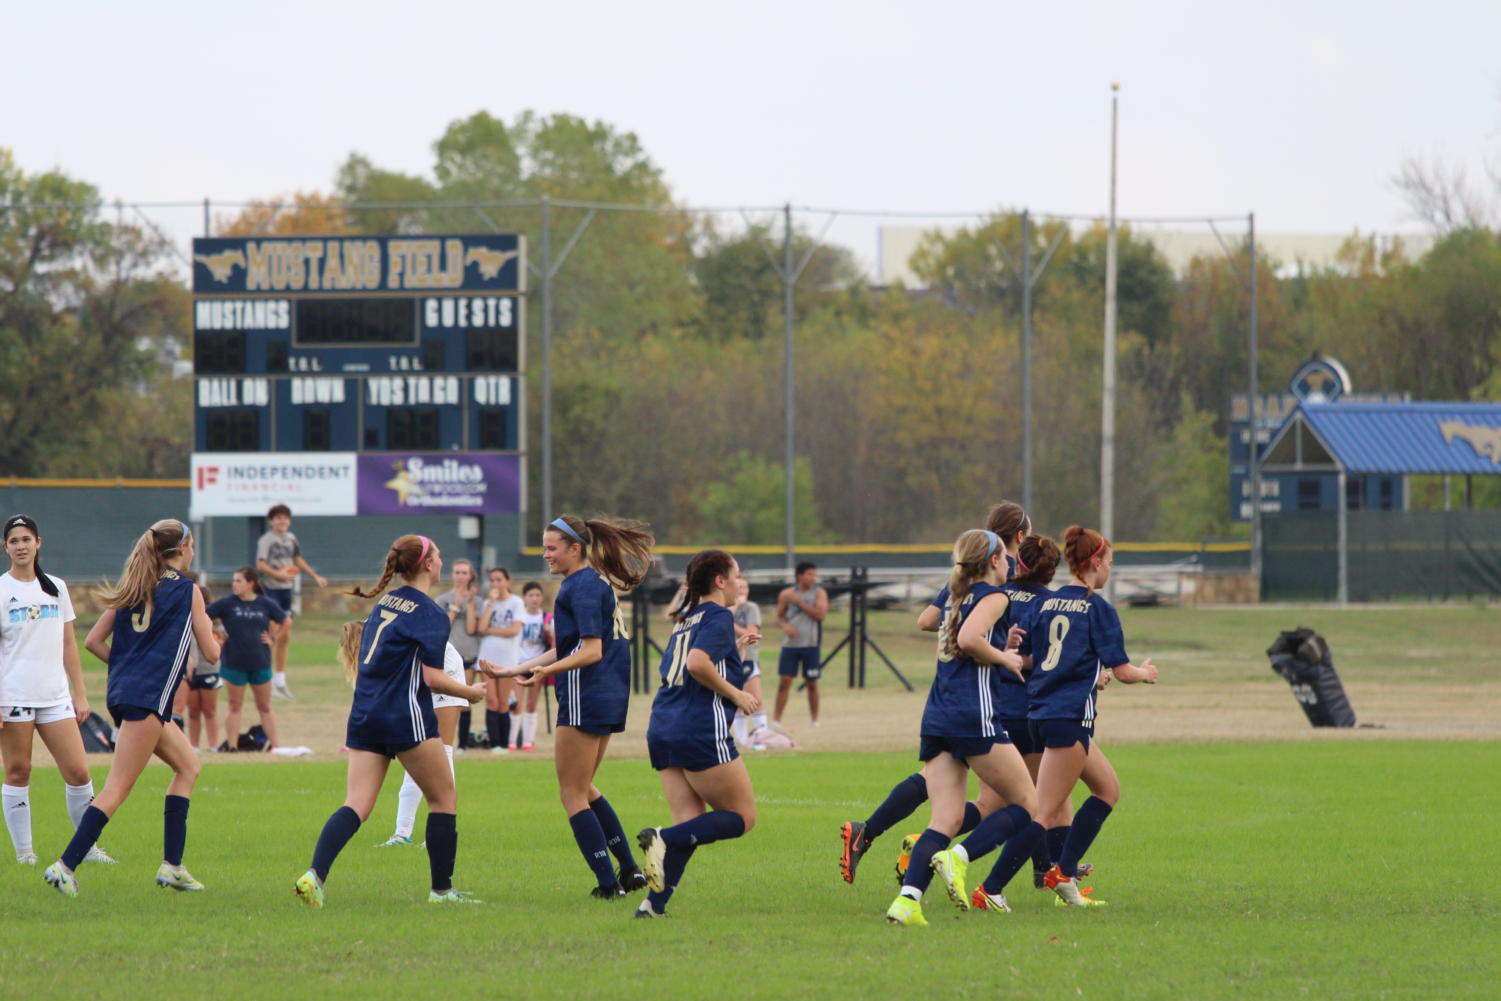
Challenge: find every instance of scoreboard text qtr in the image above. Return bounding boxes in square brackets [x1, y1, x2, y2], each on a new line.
[191, 235, 525, 455]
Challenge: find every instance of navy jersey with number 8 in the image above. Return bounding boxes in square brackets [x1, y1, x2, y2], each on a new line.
[1026, 585, 1128, 724]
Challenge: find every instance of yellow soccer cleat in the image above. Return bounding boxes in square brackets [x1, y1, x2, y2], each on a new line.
[885, 894, 928, 927]
[294, 869, 325, 909]
[894, 833, 920, 884]
[930, 849, 970, 910]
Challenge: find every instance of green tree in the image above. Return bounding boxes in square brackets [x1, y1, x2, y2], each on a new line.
[0, 149, 190, 477]
[1148, 399, 1231, 540]
[691, 222, 864, 341]
[682, 452, 832, 545]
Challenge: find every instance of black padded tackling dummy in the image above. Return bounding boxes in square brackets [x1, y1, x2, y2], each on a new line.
[1267, 627, 1356, 727]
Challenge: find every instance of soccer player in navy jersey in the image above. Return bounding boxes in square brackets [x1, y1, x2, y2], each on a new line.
[294, 535, 486, 908]
[840, 502, 1029, 886]
[205, 567, 286, 752]
[1020, 525, 1157, 908]
[634, 550, 761, 918]
[485, 515, 654, 899]
[946, 533, 1096, 908]
[885, 529, 1037, 927]
[44, 520, 221, 898]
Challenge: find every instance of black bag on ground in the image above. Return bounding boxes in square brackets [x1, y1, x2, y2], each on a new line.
[1267, 627, 1356, 727]
[237, 724, 269, 751]
[79, 711, 115, 753]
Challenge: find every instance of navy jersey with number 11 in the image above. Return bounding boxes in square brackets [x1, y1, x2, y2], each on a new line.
[348, 585, 448, 744]
[649, 601, 744, 736]
[1027, 585, 1127, 723]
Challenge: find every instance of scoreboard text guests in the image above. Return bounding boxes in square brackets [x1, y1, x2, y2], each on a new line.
[191, 234, 525, 455]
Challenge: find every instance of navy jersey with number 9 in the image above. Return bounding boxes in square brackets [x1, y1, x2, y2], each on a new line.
[921, 582, 1009, 739]
[108, 569, 195, 716]
[348, 584, 448, 746]
[1026, 585, 1127, 724]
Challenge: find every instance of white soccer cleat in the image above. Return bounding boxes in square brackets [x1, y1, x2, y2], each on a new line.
[636, 827, 666, 893]
[84, 845, 117, 864]
[156, 862, 205, 891]
[44, 862, 79, 897]
[1044, 866, 1107, 908]
[17, 851, 39, 865]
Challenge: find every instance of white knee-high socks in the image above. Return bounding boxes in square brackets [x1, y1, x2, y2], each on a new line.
[393, 744, 456, 840]
[3, 784, 31, 857]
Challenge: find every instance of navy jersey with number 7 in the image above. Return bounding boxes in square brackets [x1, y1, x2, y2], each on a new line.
[348, 585, 448, 745]
[1026, 585, 1128, 723]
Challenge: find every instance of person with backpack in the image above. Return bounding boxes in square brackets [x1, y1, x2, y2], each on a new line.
[205, 567, 286, 752]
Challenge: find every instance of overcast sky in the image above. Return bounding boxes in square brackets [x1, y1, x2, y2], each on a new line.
[9, 0, 1500, 267]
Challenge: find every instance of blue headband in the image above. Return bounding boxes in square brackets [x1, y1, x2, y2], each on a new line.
[983, 530, 1000, 557]
[181, 522, 192, 544]
[549, 517, 585, 545]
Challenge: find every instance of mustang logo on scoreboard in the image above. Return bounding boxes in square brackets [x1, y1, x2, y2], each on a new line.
[1439, 420, 1501, 465]
[465, 246, 520, 280]
[194, 250, 247, 283]
[191, 235, 523, 294]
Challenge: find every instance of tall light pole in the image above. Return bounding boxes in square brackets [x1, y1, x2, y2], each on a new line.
[1101, 83, 1120, 596]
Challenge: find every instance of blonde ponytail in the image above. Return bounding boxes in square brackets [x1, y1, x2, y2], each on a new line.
[941, 529, 1000, 661]
[337, 621, 364, 686]
[98, 519, 189, 612]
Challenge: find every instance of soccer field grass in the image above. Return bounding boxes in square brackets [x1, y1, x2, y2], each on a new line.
[3, 742, 1496, 1001]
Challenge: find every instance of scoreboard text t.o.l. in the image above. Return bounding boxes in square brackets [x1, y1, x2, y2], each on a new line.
[191, 235, 524, 456]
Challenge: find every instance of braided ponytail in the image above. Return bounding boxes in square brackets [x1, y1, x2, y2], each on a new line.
[1013, 535, 1061, 588]
[350, 535, 433, 599]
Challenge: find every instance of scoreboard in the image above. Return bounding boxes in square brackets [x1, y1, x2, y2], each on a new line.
[190, 235, 525, 519]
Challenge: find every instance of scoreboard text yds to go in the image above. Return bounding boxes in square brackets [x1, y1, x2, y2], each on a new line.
[189, 452, 522, 519]
[190, 234, 526, 456]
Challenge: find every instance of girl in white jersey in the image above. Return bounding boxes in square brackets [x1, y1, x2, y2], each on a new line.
[477, 568, 525, 752]
[0, 515, 114, 866]
[515, 581, 552, 751]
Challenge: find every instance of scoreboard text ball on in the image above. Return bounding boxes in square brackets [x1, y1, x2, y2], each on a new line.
[190, 235, 526, 520]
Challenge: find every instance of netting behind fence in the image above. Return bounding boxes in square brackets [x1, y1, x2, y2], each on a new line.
[1263, 510, 1501, 601]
